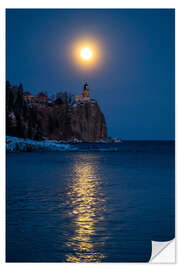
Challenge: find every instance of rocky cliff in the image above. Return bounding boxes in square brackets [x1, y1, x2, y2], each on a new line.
[6, 82, 107, 142]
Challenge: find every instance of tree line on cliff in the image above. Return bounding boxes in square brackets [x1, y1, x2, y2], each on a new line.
[6, 81, 107, 142]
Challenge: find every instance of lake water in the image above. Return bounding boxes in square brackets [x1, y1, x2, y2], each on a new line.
[6, 141, 175, 262]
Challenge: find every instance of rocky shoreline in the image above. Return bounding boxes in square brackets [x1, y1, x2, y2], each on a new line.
[6, 136, 123, 153]
[6, 136, 78, 152]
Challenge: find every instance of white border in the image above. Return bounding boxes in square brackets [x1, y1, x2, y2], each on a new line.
[0, 1, 179, 269]
[0, 0, 178, 9]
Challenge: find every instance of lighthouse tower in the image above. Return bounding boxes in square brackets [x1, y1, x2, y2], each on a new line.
[83, 82, 90, 98]
[75, 83, 91, 102]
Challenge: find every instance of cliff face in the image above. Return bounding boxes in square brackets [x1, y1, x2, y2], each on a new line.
[6, 83, 107, 142]
[69, 100, 107, 141]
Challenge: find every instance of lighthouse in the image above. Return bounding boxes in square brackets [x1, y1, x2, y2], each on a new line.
[75, 83, 91, 102]
[83, 82, 90, 98]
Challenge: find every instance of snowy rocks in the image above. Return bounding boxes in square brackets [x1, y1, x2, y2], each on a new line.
[6, 136, 78, 152]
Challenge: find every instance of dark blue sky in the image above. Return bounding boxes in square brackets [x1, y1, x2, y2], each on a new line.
[6, 9, 175, 140]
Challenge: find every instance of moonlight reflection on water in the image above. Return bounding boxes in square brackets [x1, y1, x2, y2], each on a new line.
[65, 158, 106, 262]
[6, 142, 174, 262]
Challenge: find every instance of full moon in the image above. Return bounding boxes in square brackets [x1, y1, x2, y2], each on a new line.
[80, 47, 93, 61]
[71, 38, 102, 69]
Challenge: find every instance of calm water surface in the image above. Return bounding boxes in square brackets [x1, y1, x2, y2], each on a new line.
[6, 141, 175, 262]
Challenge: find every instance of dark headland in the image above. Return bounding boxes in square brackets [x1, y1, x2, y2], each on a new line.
[6, 82, 108, 143]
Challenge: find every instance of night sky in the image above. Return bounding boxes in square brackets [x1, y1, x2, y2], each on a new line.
[6, 9, 175, 140]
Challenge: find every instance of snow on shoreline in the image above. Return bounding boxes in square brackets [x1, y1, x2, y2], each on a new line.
[6, 136, 78, 152]
[6, 136, 122, 153]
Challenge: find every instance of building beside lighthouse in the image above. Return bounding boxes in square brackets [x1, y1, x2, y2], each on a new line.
[75, 83, 91, 102]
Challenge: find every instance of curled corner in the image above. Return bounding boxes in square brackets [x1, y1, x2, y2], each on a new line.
[150, 239, 175, 263]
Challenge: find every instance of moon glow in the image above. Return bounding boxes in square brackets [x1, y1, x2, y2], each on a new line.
[71, 37, 103, 70]
[80, 47, 93, 61]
